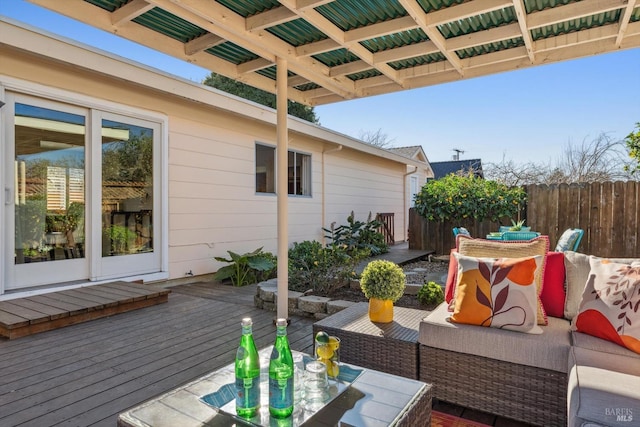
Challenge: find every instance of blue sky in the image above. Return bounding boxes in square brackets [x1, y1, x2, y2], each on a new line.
[2, 0, 639, 164]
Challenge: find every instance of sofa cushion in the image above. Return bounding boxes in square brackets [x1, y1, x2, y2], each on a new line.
[567, 346, 640, 427]
[572, 257, 640, 354]
[564, 251, 638, 320]
[572, 331, 640, 358]
[450, 253, 543, 334]
[456, 234, 549, 325]
[419, 302, 571, 372]
[541, 251, 566, 318]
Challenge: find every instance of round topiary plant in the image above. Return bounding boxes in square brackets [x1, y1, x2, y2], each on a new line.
[417, 281, 445, 306]
[360, 260, 406, 302]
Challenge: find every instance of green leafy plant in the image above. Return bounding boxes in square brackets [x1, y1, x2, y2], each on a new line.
[106, 225, 136, 254]
[624, 122, 640, 174]
[214, 247, 276, 287]
[360, 260, 406, 302]
[287, 240, 364, 295]
[417, 281, 444, 306]
[414, 173, 526, 224]
[323, 211, 388, 256]
[509, 219, 526, 231]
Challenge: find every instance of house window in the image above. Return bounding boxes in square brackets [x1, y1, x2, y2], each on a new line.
[255, 144, 311, 196]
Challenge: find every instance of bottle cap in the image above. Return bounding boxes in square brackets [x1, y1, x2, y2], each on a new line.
[241, 317, 252, 326]
[275, 318, 287, 327]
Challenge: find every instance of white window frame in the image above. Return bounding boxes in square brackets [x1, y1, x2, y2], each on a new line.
[255, 142, 312, 197]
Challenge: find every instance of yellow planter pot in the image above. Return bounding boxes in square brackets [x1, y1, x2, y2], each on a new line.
[368, 298, 394, 323]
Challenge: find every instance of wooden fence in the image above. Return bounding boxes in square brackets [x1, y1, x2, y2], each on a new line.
[409, 181, 640, 258]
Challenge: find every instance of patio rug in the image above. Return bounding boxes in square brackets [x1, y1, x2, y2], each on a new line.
[432, 410, 492, 427]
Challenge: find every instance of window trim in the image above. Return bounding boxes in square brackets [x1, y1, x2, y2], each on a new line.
[255, 142, 312, 197]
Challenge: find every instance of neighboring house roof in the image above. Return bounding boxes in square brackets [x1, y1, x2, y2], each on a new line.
[388, 146, 433, 177]
[430, 159, 484, 179]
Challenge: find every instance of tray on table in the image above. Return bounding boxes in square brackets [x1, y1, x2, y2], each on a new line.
[200, 353, 363, 427]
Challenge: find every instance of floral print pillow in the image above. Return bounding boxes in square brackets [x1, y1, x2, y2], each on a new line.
[449, 253, 543, 334]
[573, 257, 640, 354]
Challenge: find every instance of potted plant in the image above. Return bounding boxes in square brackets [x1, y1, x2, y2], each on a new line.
[359, 260, 406, 323]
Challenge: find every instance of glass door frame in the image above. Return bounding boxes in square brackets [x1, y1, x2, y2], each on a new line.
[4, 93, 90, 291]
[1, 82, 168, 294]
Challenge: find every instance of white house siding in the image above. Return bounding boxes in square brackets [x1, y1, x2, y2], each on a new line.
[0, 20, 426, 288]
[324, 149, 407, 243]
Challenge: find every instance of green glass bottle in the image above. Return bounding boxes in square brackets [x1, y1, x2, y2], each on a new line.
[269, 318, 294, 418]
[235, 318, 260, 418]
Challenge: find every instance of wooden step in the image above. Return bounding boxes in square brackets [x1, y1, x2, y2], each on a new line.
[0, 281, 170, 339]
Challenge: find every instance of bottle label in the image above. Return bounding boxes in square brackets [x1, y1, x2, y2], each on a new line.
[269, 377, 293, 409]
[236, 376, 260, 410]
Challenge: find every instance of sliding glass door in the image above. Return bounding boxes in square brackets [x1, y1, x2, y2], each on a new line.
[4, 94, 162, 291]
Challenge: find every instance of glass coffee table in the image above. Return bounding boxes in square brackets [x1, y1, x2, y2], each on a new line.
[117, 348, 432, 427]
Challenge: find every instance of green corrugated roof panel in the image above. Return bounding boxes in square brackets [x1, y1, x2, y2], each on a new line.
[388, 53, 447, 70]
[524, 0, 576, 14]
[531, 11, 620, 40]
[456, 38, 525, 59]
[316, 0, 407, 32]
[215, 0, 280, 18]
[206, 42, 259, 65]
[416, 0, 466, 14]
[439, 8, 517, 39]
[267, 19, 328, 47]
[633, 7, 640, 22]
[360, 28, 429, 53]
[133, 8, 206, 43]
[84, 0, 127, 13]
[256, 66, 295, 80]
[312, 49, 360, 67]
[347, 69, 383, 81]
[295, 83, 322, 92]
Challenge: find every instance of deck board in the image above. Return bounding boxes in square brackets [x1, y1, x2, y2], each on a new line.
[0, 281, 315, 427]
[0, 282, 170, 339]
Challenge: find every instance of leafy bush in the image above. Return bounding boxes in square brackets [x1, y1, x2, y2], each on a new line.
[360, 260, 406, 302]
[414, 173, 526, 223]
[324, 211, 388, 256]
[288, 240, 364, 295]
[214, 247, 276, 287]
[417, 281, 444, 306]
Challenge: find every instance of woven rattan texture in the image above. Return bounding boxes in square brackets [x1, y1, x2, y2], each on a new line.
[394, 383, 432, 427]
[419, 345, 567, 427]
[313, 302, 428, 379]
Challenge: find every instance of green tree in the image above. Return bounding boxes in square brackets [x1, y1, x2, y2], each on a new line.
[624, 122, 640, 174]
[203, 73, 318, 123]
[414, 173, 526, 224]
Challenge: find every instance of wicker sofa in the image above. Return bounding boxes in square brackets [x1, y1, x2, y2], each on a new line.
[418, 250, 640, 427]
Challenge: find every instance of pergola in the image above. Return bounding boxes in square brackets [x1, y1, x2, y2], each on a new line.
[27, 0, 640, 319]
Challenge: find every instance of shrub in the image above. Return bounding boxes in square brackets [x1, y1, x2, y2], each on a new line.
[214, 247, 276, 287]
[414, 173, 526, 224]
[288, 240, 364, 295]
[324, 211, 388, 256]
[417, 281, 444, 306]
[360, 260, 405, 302]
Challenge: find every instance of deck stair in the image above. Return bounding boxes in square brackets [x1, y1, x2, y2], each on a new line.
[0, 281, 170, 339]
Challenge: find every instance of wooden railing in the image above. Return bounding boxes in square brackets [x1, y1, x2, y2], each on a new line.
[376, 212, 395, 245]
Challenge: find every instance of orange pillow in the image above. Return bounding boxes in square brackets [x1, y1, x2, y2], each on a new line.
[450, 253, 543, 334]
[456, 234, 550, 325]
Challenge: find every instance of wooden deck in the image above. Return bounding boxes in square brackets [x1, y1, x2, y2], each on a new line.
[0, 281, 314, 427]
[0, 282, 171, 339]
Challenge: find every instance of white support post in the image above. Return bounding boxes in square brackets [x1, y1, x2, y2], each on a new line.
[276, 57, 289, 321]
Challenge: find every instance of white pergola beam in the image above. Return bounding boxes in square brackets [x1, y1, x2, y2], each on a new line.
[237, 58, 273, 74]
[246, 6, 297, 31]
[527, 0, 627, 29]
[615, 0, 638, 47]
[511, 0, 535, 62]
